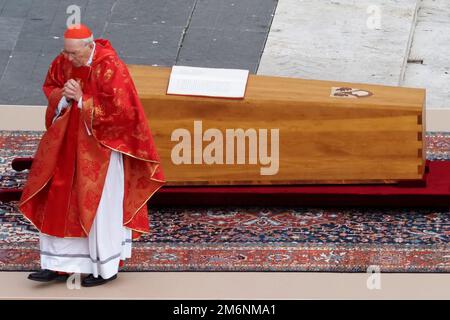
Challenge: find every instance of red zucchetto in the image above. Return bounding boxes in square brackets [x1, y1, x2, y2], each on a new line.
[64, 23, 93, 39]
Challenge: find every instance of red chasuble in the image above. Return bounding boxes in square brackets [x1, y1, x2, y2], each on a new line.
[19, 39, 166, 240]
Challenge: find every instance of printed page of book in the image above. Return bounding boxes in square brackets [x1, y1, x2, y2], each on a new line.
[167, 66, 249, 99]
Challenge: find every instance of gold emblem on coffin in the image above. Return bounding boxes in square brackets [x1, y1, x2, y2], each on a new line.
[331, 87, 373, 98]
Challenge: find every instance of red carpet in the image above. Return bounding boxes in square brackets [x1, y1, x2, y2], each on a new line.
[3, 158, 450, 207]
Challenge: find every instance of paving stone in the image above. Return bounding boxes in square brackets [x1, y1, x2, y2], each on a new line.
[177, 27, 267, 73]
[0, 0, 7, 13]
[13, 35, 62, 54]
[0, 50, 54, 105]
[19, 0, 60, 37]
[0, 0, 277, 105]
[0, 17, 24, 50]
[0, 49, 11, 78]
[21, 85, 47, 105]
[1, 0, 33, 18]
[105, 23, 184, 66]
[20, 17, 54, 39]
[31, 52, 56, 83]
[189, 0, 277, 32]
[258, 0, 420, 86]
[0, 51, 37, 83]
[176, 57, 259, 74]
[111, 0, 196, 27]
[403, 0, 450, 109]
[48, 0, 90, 36]
[123, 56, 161, 66]
[83, 0, 116, 37]
[0, 78, 26, 104]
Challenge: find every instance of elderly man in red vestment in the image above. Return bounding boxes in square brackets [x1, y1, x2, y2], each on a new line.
[18, 24, 166, 287]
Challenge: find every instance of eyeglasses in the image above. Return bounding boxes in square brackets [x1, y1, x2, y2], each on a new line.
[61, 44, 88, 57]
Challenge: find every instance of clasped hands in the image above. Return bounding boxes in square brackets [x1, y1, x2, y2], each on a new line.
[62, 79, 83, 102]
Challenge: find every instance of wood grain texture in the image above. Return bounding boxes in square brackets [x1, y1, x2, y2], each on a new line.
[128, 65, 426, 186]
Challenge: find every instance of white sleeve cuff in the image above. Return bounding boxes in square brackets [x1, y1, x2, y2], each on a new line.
[52, 96, 70, 124]
[51, 95, 90, 135]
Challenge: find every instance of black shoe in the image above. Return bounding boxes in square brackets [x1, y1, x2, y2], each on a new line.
[28, 269, 69, 282]
[81, 274, 117, 287]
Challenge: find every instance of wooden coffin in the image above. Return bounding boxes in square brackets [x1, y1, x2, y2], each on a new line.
[128, 65, 426, 186]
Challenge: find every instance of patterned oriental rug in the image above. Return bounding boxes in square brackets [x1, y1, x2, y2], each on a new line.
[0, 131, 449, 272]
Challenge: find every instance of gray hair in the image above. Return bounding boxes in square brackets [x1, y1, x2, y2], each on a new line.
[80, 34, 94, 45]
